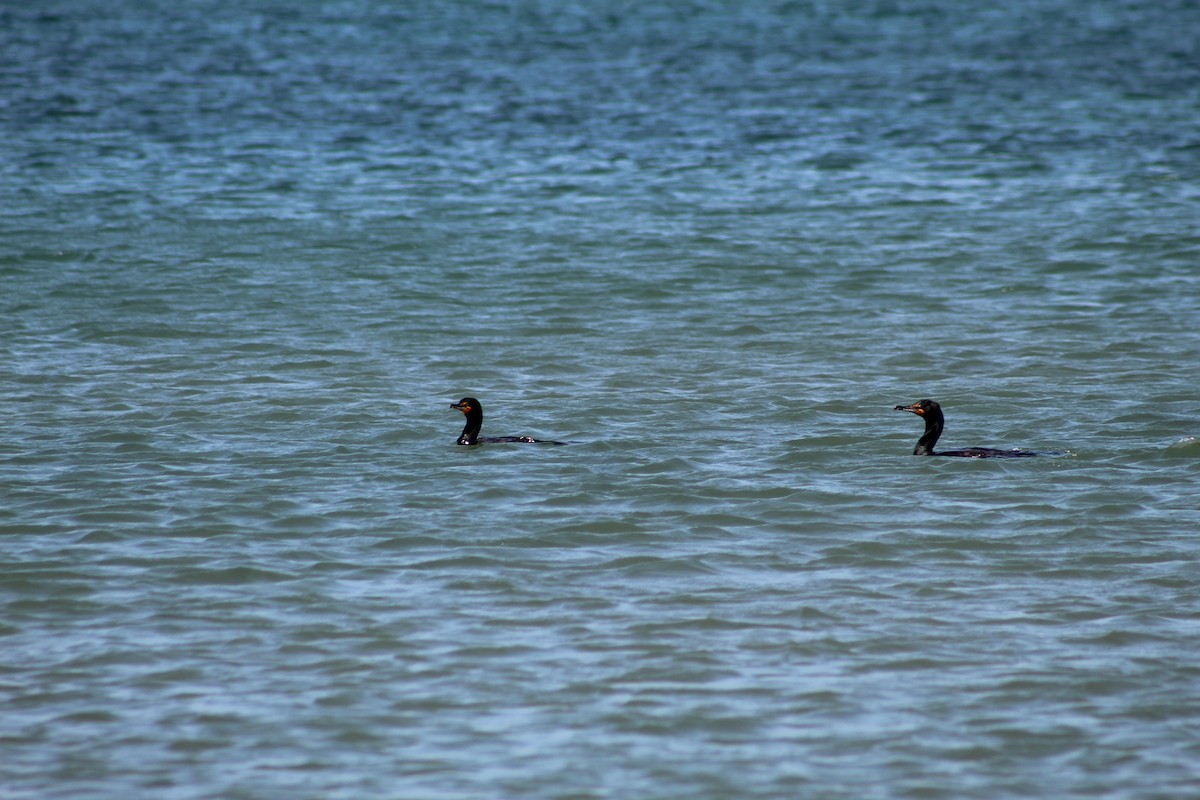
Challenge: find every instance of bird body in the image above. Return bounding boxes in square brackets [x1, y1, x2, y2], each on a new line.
[893, 399, 1038, 458]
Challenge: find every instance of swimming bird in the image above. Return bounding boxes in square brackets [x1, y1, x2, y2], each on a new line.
[449, 397, 565, 446]
[893, 399, 1038, 458]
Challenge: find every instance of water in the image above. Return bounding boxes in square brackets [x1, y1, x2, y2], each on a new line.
[3, 1, 1200, 798]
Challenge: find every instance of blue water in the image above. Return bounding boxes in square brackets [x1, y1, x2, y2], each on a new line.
[3, 1, 1200, 798]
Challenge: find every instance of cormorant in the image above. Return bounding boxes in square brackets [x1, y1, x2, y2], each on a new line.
[449, 397, 565, 446]
[893, 399, 1039, 458]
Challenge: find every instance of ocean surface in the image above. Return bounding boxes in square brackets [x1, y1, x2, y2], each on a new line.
[3, 1, 1200, 798]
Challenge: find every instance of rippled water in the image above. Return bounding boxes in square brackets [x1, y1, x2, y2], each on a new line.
[3, 1, 1200, 798]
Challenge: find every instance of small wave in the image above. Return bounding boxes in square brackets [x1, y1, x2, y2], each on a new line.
[1164, 436, 1200, 456]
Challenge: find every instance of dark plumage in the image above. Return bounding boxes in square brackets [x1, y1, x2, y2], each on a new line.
[449, 397, 565, 446]
[893, 399, 1039, 458]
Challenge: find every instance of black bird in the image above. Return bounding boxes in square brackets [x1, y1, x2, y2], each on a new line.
[893, 399, 1038, 458]
[449, 397, 565, 446]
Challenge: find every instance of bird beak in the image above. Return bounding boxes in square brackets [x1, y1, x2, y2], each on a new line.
[894, 403, 923, 415]
[450, 402, 465, 413]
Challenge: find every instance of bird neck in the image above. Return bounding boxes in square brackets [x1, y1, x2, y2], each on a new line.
[914, 409, 944, 455]
[457, 411, 482, 446]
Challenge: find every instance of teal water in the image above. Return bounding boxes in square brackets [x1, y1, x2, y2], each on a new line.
[3, 2, 1200, 798]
